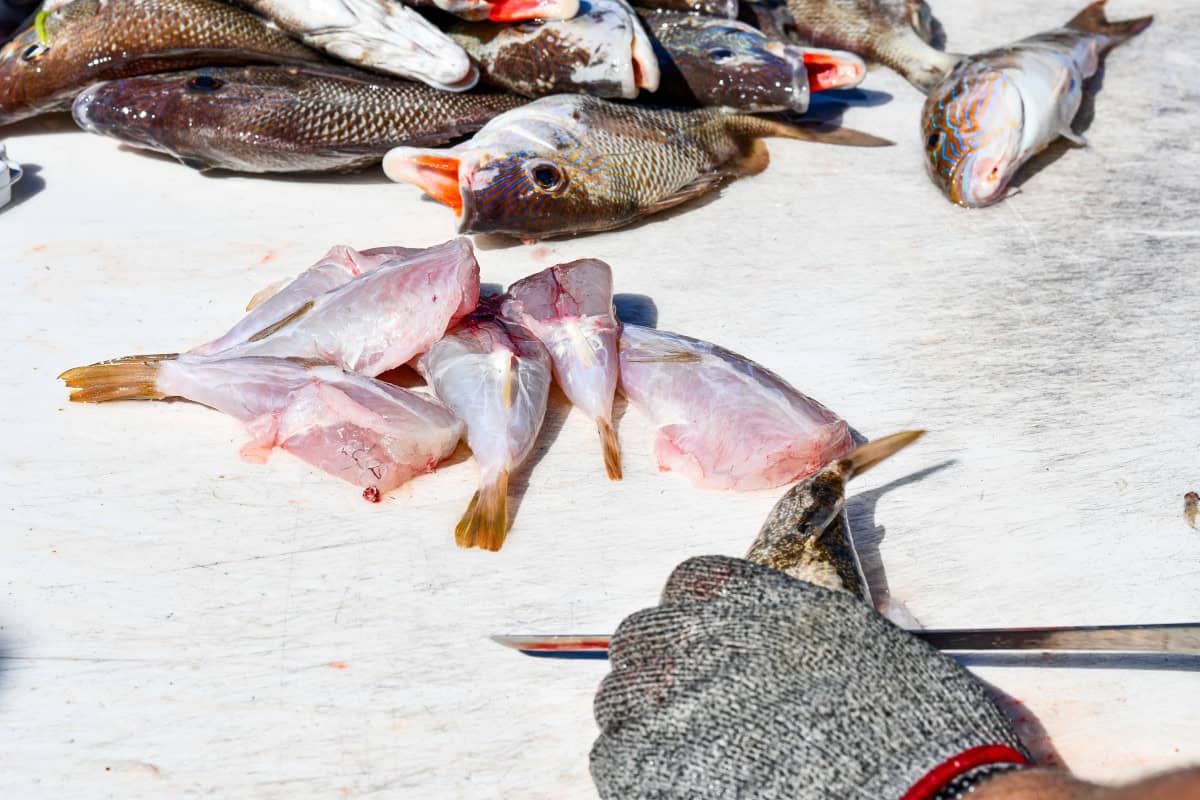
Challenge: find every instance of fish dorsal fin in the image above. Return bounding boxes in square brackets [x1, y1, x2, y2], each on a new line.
[245, 278, 290, 312]
[247, 300, 314, 343]
[642, 173, 726, 217]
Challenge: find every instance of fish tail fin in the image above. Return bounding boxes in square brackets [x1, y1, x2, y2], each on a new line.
[1066, 1, 1152, 47]
[727, 115, 894, 148]
[839, 430, 926, 482]
[598, 417, 622, 481]
[58, 354, 177, 403]
[455, 469, 510, 551]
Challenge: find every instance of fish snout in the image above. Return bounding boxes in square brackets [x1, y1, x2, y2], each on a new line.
[486, 0, 579, 22]
[950, 153, 1012, 208]
[630, 22, 660, 93]
[800, 48, 867, 93]
[383, 147, 467, 220]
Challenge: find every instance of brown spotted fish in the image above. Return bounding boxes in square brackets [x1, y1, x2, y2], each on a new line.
[71, 64, 525, 173]
[383, 94, 890, 238]
[448, 0, 660, 99]
[0, 0, 319, 125]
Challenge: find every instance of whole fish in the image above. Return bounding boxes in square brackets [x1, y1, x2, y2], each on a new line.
[71, 65, 526, 173]
[617, 323, 853, 491]
[783, 0, 957, 91]
[743, 0, 941, 50]
[922, 1, 1152, 208]
[208, 238, 481, 376]
[237, 0, 476, 91]
[407, 0, 579, 23]
[640, 10, 865, 112]
[60, 355, 464, 496]
[418, 307, 553, 551]
[502, 259, 622, 480]
[447, 0, 659, 100]
[633, 0, 736, 19]
[383, 94, 890, 238]
[0, 0, 319, 125]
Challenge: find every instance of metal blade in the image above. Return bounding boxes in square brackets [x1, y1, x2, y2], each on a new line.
[491, 623, 1200, 660]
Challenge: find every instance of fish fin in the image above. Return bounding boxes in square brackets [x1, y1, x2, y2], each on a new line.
[598, 417, 622, 481]
[455, 470, 510, 551]
[247, 300, 314, 343]
[59, 354, 177, 403]
[838, 430, 925, 482]
[1060, 127, 1088, 147]
[642, 174, 725, 217]
[245, 278, 290, 312]
[733, 138, 771, 177]
[1066, 1, 1152, 47]
[727, 116, 893, 148]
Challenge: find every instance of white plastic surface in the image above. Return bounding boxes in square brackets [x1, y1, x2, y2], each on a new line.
[2, 1, 1198, 797]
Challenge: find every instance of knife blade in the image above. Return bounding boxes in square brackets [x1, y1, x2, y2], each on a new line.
[491, 623, 1200, 660]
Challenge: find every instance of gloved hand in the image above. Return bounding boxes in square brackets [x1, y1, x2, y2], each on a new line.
[591, 555, 1029, 800]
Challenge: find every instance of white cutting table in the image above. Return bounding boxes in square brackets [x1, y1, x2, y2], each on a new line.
[2, 1, 1197, 796]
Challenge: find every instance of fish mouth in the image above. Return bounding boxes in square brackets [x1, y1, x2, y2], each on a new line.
[629, 24, 660, 93]
[487, 0, 579, 21]
[801, 48, 867, 93]
[429, 63, 481, 92]
[383, 149, 470, 224]
[949, 154, 1012, 208]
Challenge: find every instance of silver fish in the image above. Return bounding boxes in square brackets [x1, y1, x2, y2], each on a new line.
[922, 0, 1152, 207]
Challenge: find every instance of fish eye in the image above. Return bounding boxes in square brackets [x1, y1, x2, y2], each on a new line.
[526, 160, 565, 193]
[21, 43, 48, 62]
[186, 75, 224, 93]
[925, 131, 941, 149]
[709, 48, 734, 62]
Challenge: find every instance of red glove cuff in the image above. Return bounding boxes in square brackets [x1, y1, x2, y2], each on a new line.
[900, 744, 1030, 800]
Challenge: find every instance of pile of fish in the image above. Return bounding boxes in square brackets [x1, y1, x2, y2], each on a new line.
[0, 0, 1153, 229]
[60, 239, 853, 551]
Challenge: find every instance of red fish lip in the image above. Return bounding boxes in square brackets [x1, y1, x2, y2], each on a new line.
[802, 49, 867, 93]
[487, 0, 579, 22]
[385, 153, 465, 215]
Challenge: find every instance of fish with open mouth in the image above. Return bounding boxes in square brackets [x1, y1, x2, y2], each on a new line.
[383, 94, 890, 238]
[0, 0, 319, 125]
[640, 10, 865, 112]
[408, 0, 579, 23]
[502, 259, 623, 480]
[617, 323, 853, 491]
[783, 0, 957, 91]
[922, 0, 1152, 208]
[448, 0, 660, 99]
[60, 355, 464, 496]
[417, 305, 553, 551]
[71, 64, 526, 173]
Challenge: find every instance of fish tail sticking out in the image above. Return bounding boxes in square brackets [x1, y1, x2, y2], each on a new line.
[58, 354, 178, 403]
[833, 429, 925, 482]
[725, 115, 895, 149]
[1066, 0, 1152, 51]
[456, 469, 510, 551]
[598, 416, 622, 481]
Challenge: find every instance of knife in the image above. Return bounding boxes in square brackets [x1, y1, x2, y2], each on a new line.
[491, 623, 1200, 660]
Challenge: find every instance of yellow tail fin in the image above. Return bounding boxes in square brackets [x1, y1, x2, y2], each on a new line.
[598, 417, 622, 481]
[454, 469, 510, 551]
[58, 354, 177, 403]
[841, 430, 926, 481]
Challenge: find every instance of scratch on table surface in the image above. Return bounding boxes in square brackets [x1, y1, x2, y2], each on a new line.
[182, 537, 389, 571]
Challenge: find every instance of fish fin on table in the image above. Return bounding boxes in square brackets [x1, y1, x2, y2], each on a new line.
[597, 417, 622, 481]
[246, 278, 290, 312]
[455, 470, 510, 551]
[1060, 127, 1088, 147]
[643, 174, 725, 217]
[733, 138, 771, 176]
[1066, 1, 1152, 49]
[59, 354, 177, 403]
[837, 430, 925, 482]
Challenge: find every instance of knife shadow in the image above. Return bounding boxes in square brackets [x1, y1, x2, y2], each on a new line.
[957, 651, 1200, 672]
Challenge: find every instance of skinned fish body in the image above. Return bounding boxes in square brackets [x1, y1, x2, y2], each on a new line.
[448, 0, 659, 99]
[0, 0, 319, 124]
[783, 0, 956, 91]
[922, 0, 1152, 207]
[418, 308, 553, 551]
[502, 259, 622, 480]
[617, 323, 853, 491]
[407, 0, 579, 24]
[633, 0, 736, 19]
[211, 238, 481, 376]
[641, 10, 865, 112]
[237, 0, 476, 91]
[383, 94, 890, 238]
[59, 355, 464, 495]
[71, 64, 525, 173]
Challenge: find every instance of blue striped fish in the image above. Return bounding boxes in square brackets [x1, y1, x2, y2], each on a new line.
[922, 0, 1151, 208]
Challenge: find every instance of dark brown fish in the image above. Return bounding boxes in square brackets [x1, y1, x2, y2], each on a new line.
[745, 430, 923, 599]
[633, 0, 737, 19]
[72, 64, 525, 173]
[0, 0, 319, 125]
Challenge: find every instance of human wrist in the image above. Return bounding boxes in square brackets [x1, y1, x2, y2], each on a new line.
[900, 745, 1030, 800]
[969, 768, 1101, 800]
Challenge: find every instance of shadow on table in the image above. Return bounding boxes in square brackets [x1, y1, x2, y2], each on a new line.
[958, 651, 1200, 673]
[792, 88, 894, 127]
[1, 162, 44, 214]
[1009, 65, 1106, 194]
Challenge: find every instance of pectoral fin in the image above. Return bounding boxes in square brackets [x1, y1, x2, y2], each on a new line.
[643, 174, 725, 217]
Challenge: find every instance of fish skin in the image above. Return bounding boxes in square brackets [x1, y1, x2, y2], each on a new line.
[448, 0, 660, 99]
[417, 307, 553, 551]
[71, 64, 525, 173]
[640, 10, 812, 112]
[783, 0, 958, 91]
[922, 0, 1152, 208]
[237, 0, 477, 91]
[633, 0, 737, 19]
[617, 323, 853, 491]
[60, 354, 464, 495]
[502, 259, 622, 480]
[0, 0, 320, 125]
[383, 94, 889, 238]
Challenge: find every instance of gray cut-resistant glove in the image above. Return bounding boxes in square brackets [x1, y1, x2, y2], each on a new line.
[591, 556, 1030, 800]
